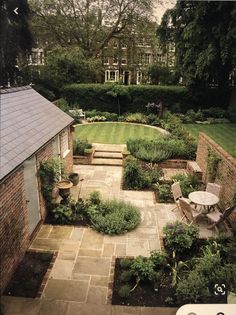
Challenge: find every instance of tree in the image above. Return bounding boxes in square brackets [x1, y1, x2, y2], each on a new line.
[148, 63, 177, 85]
[29, 0, 154, 58]
[0, 0, 33, 86]
[157, 1, 236, 90]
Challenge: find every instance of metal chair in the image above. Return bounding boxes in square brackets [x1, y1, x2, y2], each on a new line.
[179, 198, 202, 224]
[206, 182, 222, 197]
[207, 204, 235, 230]
[171, 182, 190, 212]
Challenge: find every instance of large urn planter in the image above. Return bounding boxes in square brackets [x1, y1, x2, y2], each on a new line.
[56, 180, 73, 203]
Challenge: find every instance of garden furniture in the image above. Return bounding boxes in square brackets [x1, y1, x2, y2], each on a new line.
[207, 204, 236, 230]
[206, 182, 222, 197]
[171, 182, 190, 212]
[188, 191, 219, 213]
[179, 198, 202, 224]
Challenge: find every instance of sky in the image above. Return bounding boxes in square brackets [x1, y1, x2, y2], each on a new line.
[153, 0, 176, 23]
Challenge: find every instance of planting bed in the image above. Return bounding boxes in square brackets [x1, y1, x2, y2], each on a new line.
[4, 251, 55, 298]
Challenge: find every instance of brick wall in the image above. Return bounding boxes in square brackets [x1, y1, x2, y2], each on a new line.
[0, 168, 29, 293]
[196, 133, 236, 229]
[60, 126, 73, 174]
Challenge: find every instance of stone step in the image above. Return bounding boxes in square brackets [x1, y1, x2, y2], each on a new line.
[95, 148, 122, 153]
[91, 158, 123, 166]
[93, 151, 122, 159]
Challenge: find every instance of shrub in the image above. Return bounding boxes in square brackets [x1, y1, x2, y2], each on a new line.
[86, 195, 141, 235]
[123, 157, 151, 190]
[125, 113, 148, 124]
[85, 110, 118, 121]
[163, 221, 199, 254]
[130, 256, 155, 281]
[120, 270, 133, 282]
[118, 285, 131, 298]
[171, 174, 200, 198]
[154, 183, 172, 202]
[87, 115, 107, 122]
[51, 205, 75, 224]
[73, 139, 92, 155]
[150, 251, 168, 269]
[88, 191, 101, 205]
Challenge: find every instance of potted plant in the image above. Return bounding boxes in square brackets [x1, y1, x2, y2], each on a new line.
[68, 172, 79, 186]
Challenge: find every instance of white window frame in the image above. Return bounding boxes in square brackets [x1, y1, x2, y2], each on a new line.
[121, 43, 127, 49]
[113, 57, 118, 65]
[121, 58, 127, 65]
[136, 71, 142, 85]
[61, 129, 70, 158]
[105, 70, 119, 82]
[104, 56, 109, 65]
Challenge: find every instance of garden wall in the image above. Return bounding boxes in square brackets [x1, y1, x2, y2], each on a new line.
[196, 133, 236, 229]
[62, 84, 230, 114]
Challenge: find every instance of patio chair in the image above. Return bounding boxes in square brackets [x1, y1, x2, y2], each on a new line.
[179, 198, 202, 224]
[171, 182, 190, 212]
[206, 182, 222, 197]
[207, 204, 236, 230]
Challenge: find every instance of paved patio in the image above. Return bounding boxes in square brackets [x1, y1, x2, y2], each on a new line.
[2, 164, 227, 314]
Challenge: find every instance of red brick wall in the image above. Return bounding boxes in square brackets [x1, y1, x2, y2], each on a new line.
[60, 126, 73, 174]
[196, 133, 236, 229]
[0, 168, 29, 293]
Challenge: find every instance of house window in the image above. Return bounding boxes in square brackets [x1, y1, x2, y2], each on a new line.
[105, 70, 119, 82]
[113, 41, 118, 48]
[113, 57, 118, 65]
[136, 71, 142, 84]
[169, 42, 175, 52]
[61, 129, 69, 158]
[121, 43, 127, 49]
[143, 53, 151, 65]
[104, 56, 109, 65]
[121, 58, 127, 65]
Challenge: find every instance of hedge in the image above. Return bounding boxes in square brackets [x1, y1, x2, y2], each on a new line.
[62, 84, 231, 114]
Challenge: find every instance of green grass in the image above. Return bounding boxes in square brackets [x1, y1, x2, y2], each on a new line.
[184, 123, 236, 156]
[74, 122, 162, 144]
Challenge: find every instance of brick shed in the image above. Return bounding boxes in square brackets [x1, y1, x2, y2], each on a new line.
[0, 86, 74, 293]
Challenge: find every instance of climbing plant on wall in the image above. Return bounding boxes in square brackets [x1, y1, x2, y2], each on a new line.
[207, 148, 221, 182]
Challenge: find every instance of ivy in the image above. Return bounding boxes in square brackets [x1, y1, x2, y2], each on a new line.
[38, 158, 64, 210]
[207, 149, 221, 181]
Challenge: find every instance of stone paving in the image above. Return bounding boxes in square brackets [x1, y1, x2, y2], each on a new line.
[2, 162, 227, 315]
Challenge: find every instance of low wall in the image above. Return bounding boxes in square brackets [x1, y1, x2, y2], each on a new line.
[196, 133, 236, 229]
[158, 159, 188, 169]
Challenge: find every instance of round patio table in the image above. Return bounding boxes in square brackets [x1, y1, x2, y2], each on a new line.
[188, 191, 219, 213]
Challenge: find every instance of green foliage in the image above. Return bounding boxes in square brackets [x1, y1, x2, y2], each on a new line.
[154, 183, 172, 202]
[38, 158, 64, 210]
[88, 191, 102, 206]
[33, 85, 56, 101]
[51, 205, 75, 224]
[171, 174, 200, 198]
[120, 270, 133, 282]
[123, 157, 151, 190]
[118, 285, 131, 298]
[130, 256, 155, 281]
[125, 113, 148, 124]
[148, 64, 177, 85]
[163, 221, 199, 254]
[87, 116, 106, 122]
[207, 149, 221, 181]
[54, 98, 70, 112]
[120, 258, 133, 269]
[150, 251, 168, 269]
[86, 194, 141, 235]
[85, 110, 118, 121]
[73, 139, 92, 155]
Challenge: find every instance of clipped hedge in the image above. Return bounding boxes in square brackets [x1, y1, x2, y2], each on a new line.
[62, 84, 230, 114]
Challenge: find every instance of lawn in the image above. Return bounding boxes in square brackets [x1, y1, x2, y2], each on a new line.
[184, 123, 236, 156]
[74, 122, 162, 144]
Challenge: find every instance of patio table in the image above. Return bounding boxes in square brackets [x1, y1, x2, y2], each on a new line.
[188, 191, 219, 213]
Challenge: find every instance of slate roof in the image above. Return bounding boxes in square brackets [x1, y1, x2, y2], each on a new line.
[0, 86, 73, 181]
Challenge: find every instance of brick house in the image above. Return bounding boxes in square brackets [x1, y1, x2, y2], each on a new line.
[0, 86, 74, 293]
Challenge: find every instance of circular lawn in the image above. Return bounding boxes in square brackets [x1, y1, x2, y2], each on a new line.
[74, 122, 163, 144]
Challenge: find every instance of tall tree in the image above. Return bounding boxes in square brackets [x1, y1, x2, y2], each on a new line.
[29, 0, 154, 57]
[157, 1, 236, 90]
[0, 0, 33, 86]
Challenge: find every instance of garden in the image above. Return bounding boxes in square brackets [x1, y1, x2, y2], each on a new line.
[112, 221, 236, 306]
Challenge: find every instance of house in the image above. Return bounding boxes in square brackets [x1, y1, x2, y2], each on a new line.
[0, 86, 74, 293]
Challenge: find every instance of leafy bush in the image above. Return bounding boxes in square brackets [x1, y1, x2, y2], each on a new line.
[73, 139, 92, 155]
[154, 183, 172, 202]
[123, 157, 151, 190]
[125, 113, 148, 124]
[171, 174, 200, 198]
[87, 115, 107, 122]
[130, 256, 155, 281]
[86, 110, 118, 121]
[120, 258, 133, 269]
[163, 221, 199, 254]
[86, 193, 141, 235]
[150, 251, 168, 269]
[120, 270, 133, 282]
[118, 285, 131, 298]
[51, 205, 75, 224]
[88, 191, 101, 205]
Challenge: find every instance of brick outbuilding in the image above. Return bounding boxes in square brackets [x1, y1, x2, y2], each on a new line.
[0, 86, 74, 293]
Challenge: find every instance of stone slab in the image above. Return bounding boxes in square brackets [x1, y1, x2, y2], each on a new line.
[1, 297, 41, 315]
[80, 228, 104, 250]
[94, 152, 122, 159]
[91, 275, 109, 287]
[48, 226, 73, 239]
[50, 259, 74, 279]
[112, 305, 141, 315]
[44, 279, 88, 302]
[67, 303, 112, 315]
[86, 286, 107, 304]
[92, 158, 123, 166]
[126, 239, 150, 257]
[36, 225, 52, 238]
[30, 238, 61, 251]
[73, 257, 111, 276]
[78, 248, 102, 257]
[38, 300, 69, 315]
[70, 228, 84, 241]
[102, 243, 115, 257]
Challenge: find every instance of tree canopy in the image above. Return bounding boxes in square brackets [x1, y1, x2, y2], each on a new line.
[0, 0, 33, 86]
[29, 0, 154, 57]
[157, 1, 236, 90]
